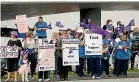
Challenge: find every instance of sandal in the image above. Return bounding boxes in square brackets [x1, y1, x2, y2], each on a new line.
[14, 79, 18, 82]
[5, 79, 10, 82]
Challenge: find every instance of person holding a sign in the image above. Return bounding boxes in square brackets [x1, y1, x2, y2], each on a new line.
[76, 33, 86, 77]
[5, 31, 23, 82]
[34, 16, 48, 38]
[56, 31, 69, 81]
[115, 34, 131, 77]
[100, 36, 111, 77]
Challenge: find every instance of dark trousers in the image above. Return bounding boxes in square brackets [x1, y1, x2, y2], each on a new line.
[76, 58, 85, 76]
[28, 54, 37, 77]
[58, 57, 68, 80]
[113, 59, 117, 75]
[116, 59, 129, 76]
[68, 66, 72, 71]
[87, 58, 91, 75]
[131, 53, 136, 69]
[90, 57, 101, 77]
[100, 57, 110, 75]
[38, 71, 49, 79]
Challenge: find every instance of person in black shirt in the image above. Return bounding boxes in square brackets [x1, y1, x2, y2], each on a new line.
[5, 31, 23, 82]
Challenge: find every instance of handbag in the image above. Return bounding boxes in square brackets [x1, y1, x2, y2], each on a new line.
[103, 47, 107, 54]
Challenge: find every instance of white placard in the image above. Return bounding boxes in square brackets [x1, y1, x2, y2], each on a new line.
[85, 29, 102, 55]
[62, 39, 79, 66]
[16, 15, 28, 33]
[0, 46, 18, 58]
[38, 44, 55, 71]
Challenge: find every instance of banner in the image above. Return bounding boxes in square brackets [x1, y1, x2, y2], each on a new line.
[85, 29, 102, 55]
[0, 46, 18, 58]
[16, 15, 28, 33]
[38, 44, 55, 71]
[62, 39, 79, 66]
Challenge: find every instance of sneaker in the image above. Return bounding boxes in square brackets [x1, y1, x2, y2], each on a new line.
[123, 75, 127, 78]
[44, 78, 50, 81]
[97, 77, 100, 79]
[92, 75, 95, 79]
[31, 77, 34, 79]
[25, 79, 29, 82]
[22, 79, 24, 82]
[106, 75, 111, 77]
[38, 79, 42, 82]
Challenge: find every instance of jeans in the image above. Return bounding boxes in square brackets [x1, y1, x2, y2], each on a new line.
[90, 57, 101, 77]
[100, 57, 110, 75]
[116, 59, 129, 76]
[76, 58, 85, 76]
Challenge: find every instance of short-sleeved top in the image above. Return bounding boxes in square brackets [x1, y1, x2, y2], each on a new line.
[102, 39, 111, 57]
[116, 40, 131, 60]
[78, 38, 86, 58]
[7, 39, 23, 60]
[35, 21, 47, 38]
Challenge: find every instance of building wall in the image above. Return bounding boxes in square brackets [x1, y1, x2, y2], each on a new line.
[1, 11, 80, 41]
[101, 11, 139, 28]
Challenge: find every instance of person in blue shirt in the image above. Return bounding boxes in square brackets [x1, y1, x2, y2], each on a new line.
[115, 34, 131, 77]
[100, 36, 111, 77]
[34, 16, 48, 39]
[76, 33, 86, 77]
[34, 17, 49, 82]
[89, 37, 102, 79]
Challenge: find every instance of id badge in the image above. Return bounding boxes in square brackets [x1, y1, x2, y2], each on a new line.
[104, 57, 108, 60]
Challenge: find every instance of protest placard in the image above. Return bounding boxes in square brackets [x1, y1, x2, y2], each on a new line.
[38, 44, 55, 71]
[62, 39, 79, 66]
[16, 15, 28, 33]
[84, 29, 102, 55]
[0, 46, 18, 58]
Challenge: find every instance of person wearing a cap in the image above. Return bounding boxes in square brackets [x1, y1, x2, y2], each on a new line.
[34, 16, 48, 39]
[19, 49, 29, 82]
[5, 31, 23, 82]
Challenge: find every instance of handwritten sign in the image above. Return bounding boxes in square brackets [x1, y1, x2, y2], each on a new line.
[85, 29, 102, 55]
[0, 46, 18, 58]
[16, 15, 28, 33]
[62, 39, 79, 66]
[38, 44, 55, 71]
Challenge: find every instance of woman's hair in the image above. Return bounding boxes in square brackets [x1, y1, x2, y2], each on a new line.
[106, 19, 112, 25]
[26, 31, 33, 37]
[11, 31, 18, 38]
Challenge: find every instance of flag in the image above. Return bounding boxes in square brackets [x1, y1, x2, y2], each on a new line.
[55, 21, 64, 28]
[88, 24, 116, 43]
[47, 22, 52, 29]
[124, 19, 135, 31]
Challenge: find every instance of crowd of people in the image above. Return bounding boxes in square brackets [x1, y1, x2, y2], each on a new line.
[3, 16, 139, 82]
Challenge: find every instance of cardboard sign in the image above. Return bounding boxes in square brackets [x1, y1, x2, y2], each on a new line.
[38, 44, 55, 71]
[16, 15, 28, 33]
[85, 29, 102, 55]
[0, 46, 18, 58]
[62, 39, 79, 66]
